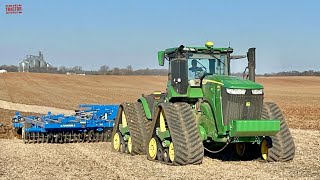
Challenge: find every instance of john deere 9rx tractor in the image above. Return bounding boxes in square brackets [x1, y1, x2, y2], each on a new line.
[112, 42, 295, 165]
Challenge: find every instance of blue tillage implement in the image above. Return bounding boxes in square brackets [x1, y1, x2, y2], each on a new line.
[12, 104, 119, 143]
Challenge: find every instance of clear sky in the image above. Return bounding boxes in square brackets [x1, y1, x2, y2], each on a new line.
[0, 0, 319, 73]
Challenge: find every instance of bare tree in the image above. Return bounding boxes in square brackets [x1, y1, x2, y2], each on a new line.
[99, 65, 110, 75]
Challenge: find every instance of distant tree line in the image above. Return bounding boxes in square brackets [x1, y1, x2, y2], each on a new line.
[262, 70, 320, 76]
[2, 64, 319, 76]
[0, 64, 168, 76]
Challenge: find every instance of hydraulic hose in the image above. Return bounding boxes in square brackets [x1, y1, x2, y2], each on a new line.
[204, 141, 230, 154]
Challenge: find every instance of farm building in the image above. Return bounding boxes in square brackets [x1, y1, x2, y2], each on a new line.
[18, 51, 52, 72]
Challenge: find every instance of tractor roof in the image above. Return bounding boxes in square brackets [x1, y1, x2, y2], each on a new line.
[157, 42, 234, 66]
[164, 46, 233, 54]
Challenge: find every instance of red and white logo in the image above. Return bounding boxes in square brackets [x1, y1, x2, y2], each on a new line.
[6, 4, 22, 14]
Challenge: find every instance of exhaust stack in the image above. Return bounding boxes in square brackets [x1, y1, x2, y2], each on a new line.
[247, 48, 256, 82]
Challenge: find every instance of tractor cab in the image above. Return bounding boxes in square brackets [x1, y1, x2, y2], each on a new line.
[158, 42, 256, 97]
[158, 42, 231, 95]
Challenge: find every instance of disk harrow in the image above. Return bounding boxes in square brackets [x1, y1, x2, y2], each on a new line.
[12, 104, 118, 144]
[22, 130, 110, 144]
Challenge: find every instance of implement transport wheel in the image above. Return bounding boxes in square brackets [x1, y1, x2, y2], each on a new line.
[261, 102, 295, 162]
[147, 102, 204, 165]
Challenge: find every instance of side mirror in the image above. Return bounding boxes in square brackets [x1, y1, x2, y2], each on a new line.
[158, 51, 165, 66]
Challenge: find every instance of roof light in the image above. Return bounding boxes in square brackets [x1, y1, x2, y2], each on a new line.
[205, 41, 214, 49]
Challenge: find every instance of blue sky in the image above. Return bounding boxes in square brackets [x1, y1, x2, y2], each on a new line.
[0, 0, 319, 73]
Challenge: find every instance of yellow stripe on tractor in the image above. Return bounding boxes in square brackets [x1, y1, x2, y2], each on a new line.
[202, 79, 224, 86]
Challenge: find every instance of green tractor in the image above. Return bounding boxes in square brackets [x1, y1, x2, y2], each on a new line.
[112, 42, 295, 165]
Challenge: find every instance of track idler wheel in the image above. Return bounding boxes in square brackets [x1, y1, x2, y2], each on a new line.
[112, 132, 122, 152]
[148, 137, 158, 160]
[163, 149, 170, 163]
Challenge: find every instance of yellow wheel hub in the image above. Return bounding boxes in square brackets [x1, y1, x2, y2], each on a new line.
[159, 111, 167, 132]
[169, 142, 175, 162]
[148, 138, 157, 160]
[127, 136, 132, 154]
[261, 139, 268, 160]
[235, 143, 246, 157]
[121, 111, 128, 127]
[113, 132, 121, 151]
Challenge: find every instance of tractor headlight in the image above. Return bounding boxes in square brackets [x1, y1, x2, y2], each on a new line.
[226, 88, 246, 95]
[252, 89, 264, 95]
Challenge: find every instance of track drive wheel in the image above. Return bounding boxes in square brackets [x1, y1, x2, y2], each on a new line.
[261, 102, 295, 162]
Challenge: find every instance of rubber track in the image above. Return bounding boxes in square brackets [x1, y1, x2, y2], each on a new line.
[112, 102, 149, 155]
[133, 102, 152, 154]
[125, 102, 147, 155]
[161, 103, 203, 165]
[174, 103, 204, 164]
[262, 102, 295, 162]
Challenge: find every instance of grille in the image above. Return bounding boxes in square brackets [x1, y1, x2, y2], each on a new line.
[221, 88, 263, 125]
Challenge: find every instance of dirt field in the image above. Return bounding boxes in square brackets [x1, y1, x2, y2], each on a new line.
[0, 129, 319, 180]
[0, 73, 319, 179]
[0, 73, 319, 130]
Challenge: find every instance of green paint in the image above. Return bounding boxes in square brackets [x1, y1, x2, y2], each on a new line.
[204, 75, 264, 89]
[119, 124, 129, 135]
[156, 128, 171, 141]
[198, 103, 216, 139]
[138, 97, 152, 119]
[158, 51, 165, 66]
[163, 140, 171, 147]
[166, 86, 203, 100]
[124, 134, 130, 141]
[229, 120, 280, 137]
[202, 82, 227, 135]
[198, 125, 207, 140]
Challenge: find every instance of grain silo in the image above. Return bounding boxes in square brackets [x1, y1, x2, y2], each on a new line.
[18, 51, 52, 72]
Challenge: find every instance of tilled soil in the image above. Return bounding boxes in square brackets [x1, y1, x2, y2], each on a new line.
[1, 73, 320, 130]
[0, 108, 41, 139]
[0, 129, 319, 180]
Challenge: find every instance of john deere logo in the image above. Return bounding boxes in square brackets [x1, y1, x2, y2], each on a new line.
[246, 102, 251, 107]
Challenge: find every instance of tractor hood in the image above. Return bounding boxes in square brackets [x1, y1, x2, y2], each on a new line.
[203, 75, 263, 89]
